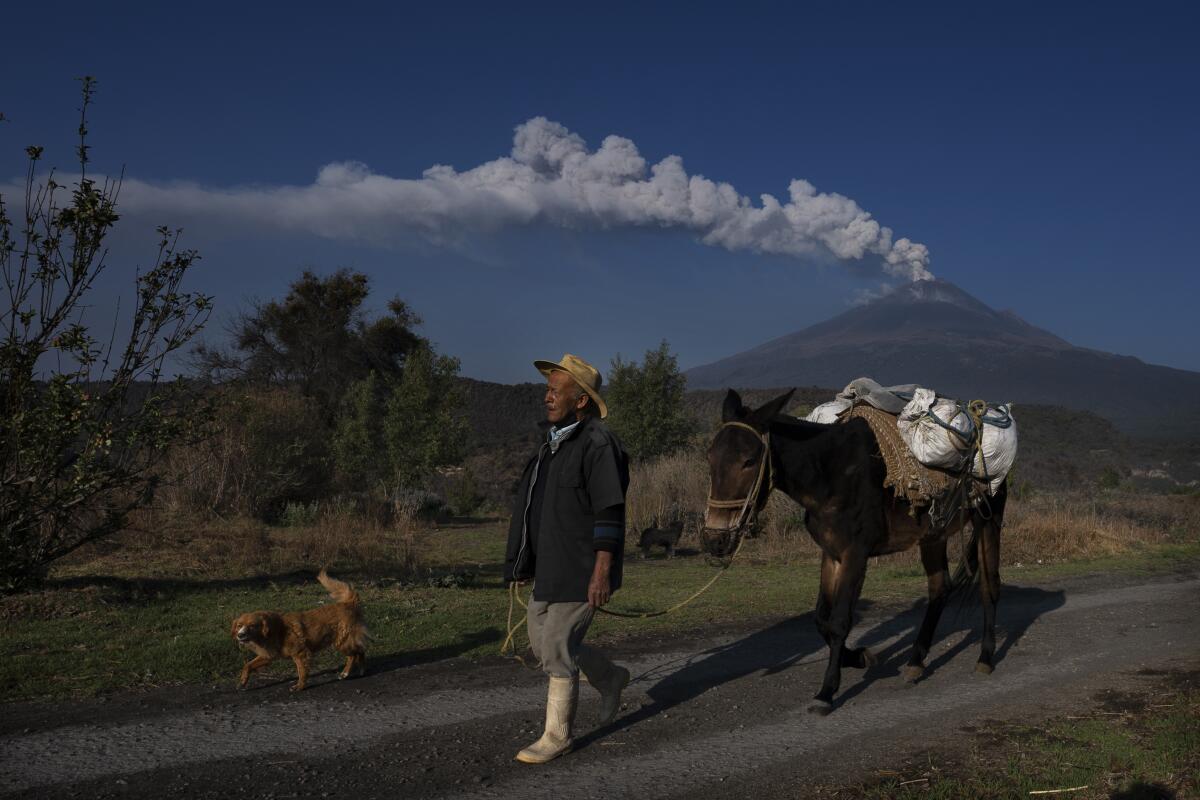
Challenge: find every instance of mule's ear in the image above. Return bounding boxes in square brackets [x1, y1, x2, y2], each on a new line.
[721, 389, 745, 422]
[750, 389, 796, 427]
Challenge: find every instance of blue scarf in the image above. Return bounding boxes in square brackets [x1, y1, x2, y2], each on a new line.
[548, 420, 580, 453]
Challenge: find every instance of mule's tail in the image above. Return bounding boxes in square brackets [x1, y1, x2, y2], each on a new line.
[946, 522, 982, 606]
[318, 569, 359, 606]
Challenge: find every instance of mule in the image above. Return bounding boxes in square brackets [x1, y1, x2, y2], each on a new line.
[702, 389, 1006, 715]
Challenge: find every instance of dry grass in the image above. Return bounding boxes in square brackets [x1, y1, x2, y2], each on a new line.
[51, 504, 421, 584]
[626, 450, 1198, 569]
[626, 446, 709, 533]
[1001, 490, 1196, 564]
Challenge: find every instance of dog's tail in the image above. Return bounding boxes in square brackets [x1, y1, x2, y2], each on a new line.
[318, 569, 359, 606]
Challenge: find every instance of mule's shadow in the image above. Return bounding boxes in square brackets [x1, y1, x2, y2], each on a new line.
[574, 602, 866, 750]
[577, 583, 1067, 744]
[815, 584, 1066, 710]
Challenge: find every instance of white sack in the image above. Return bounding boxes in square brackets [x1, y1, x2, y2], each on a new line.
[974, 405, 1017, 494]
[806, 398, 852, 424]
[897, 388, 974, 470]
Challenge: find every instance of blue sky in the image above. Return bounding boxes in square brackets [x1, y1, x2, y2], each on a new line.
[3, 1, 1198, 383]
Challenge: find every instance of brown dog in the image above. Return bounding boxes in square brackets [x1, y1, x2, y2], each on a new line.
[230, 569, 367, 691]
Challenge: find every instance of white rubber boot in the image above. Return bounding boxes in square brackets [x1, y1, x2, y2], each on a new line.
[595, 665, 630, 726]
[515, 675, 578, 764]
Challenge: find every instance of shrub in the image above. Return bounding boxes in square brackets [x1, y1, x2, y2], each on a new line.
[160, 387, 330, 521]
[332, 343, 465, 494]
[445, 468, 487, 517]
[0, 79, 212, 592]
[607, 341, 692, 461]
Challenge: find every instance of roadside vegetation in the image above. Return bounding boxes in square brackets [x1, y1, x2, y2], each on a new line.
[812, 667, 1199, 800]
[2, 486, 1196, 702]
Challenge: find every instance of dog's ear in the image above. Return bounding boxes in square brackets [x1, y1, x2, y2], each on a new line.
[230, 617, 240, 639]
[259, 615, 272, 639]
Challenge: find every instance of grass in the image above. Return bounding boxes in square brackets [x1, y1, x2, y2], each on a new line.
[1, 490, 1198, 703]
[817, 668, 1200, 799]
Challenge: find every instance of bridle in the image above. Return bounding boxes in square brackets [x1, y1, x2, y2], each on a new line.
[704, 420, 775, 537]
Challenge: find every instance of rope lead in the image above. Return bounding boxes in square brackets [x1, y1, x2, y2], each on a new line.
[498, 535, 747, 661]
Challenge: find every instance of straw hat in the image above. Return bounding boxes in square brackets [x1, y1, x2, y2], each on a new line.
[534, 353, 608, 419]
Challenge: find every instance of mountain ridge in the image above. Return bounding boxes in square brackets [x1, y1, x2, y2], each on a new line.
[683, 279, 1200, 437]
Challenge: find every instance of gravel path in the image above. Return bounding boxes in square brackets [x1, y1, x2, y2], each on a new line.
[2, 570, 1197, 799]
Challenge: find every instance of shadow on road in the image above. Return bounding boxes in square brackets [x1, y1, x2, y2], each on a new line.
[573, 602, 871, 751]
[368, 627, 501, 673]
[577, 583, 1067, 747]
[830, 584, 1066, 709]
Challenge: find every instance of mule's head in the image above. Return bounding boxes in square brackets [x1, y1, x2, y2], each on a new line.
[701, 388, 795, 557]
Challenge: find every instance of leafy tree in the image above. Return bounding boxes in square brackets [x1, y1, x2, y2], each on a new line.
[606, 341, 692, 460]
[195, 268, 422, 422]
[332, 344, 466, 495]
[331, 371, 387, 489]
[381, 343, 465, 491]
[0, 78, 213, 592]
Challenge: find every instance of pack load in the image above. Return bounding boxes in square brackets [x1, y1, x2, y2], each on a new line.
[805, 378, 1018, 498]
[897, 389, 1017, 494]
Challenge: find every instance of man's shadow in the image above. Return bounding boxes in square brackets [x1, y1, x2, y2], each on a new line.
[576, 583, 1067, 746]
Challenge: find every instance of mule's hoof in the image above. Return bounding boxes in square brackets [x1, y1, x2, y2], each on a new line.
[861, 648, 879, 668]
[902, 665, 924, 683]
[806, 699, 833, 716]
[975, 662, 994, 675]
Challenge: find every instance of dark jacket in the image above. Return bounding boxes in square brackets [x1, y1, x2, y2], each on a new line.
[504, 415, 630, 603]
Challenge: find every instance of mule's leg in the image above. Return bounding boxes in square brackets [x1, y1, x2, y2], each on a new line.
[814, 553, 876, 671]
[904, 540, 951, 683]
[809, 549, 869, 715]
[975, 492, 1006, 674]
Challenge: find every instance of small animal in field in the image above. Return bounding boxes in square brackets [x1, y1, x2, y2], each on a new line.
[639, 518, 684, 559]
[230, 569, 367, 692]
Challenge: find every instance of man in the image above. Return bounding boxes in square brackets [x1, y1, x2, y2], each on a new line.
[503, 353, 632, 764]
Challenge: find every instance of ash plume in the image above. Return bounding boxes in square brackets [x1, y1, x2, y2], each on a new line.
[66, 118, 937, 280]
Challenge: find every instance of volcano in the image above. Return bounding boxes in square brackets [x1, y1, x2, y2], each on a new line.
[684, 279, 1200, 437]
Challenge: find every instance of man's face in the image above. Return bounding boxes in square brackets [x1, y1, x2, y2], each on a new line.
[545, 370, 584, 425]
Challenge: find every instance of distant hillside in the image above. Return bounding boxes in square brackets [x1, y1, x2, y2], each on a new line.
[455, 377, 1196, 502]
[684, 279, 1200, 438]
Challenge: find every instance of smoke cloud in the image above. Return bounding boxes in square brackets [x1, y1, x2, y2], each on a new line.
[111, 117, 935, 281]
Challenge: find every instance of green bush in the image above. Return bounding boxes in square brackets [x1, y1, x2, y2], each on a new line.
[607, 340, 692, 460]
[446, 468, 486, 517]
[333, 343, 465, 494]
[279, 500, 321, 528]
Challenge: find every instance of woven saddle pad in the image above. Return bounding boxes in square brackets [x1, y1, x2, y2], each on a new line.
[843, 403, 959, 508]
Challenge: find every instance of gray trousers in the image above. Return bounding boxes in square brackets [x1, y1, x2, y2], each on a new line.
[526, 595, 619, 682]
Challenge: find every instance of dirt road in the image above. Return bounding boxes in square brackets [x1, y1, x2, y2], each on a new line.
[3, 570, 1198, 799]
